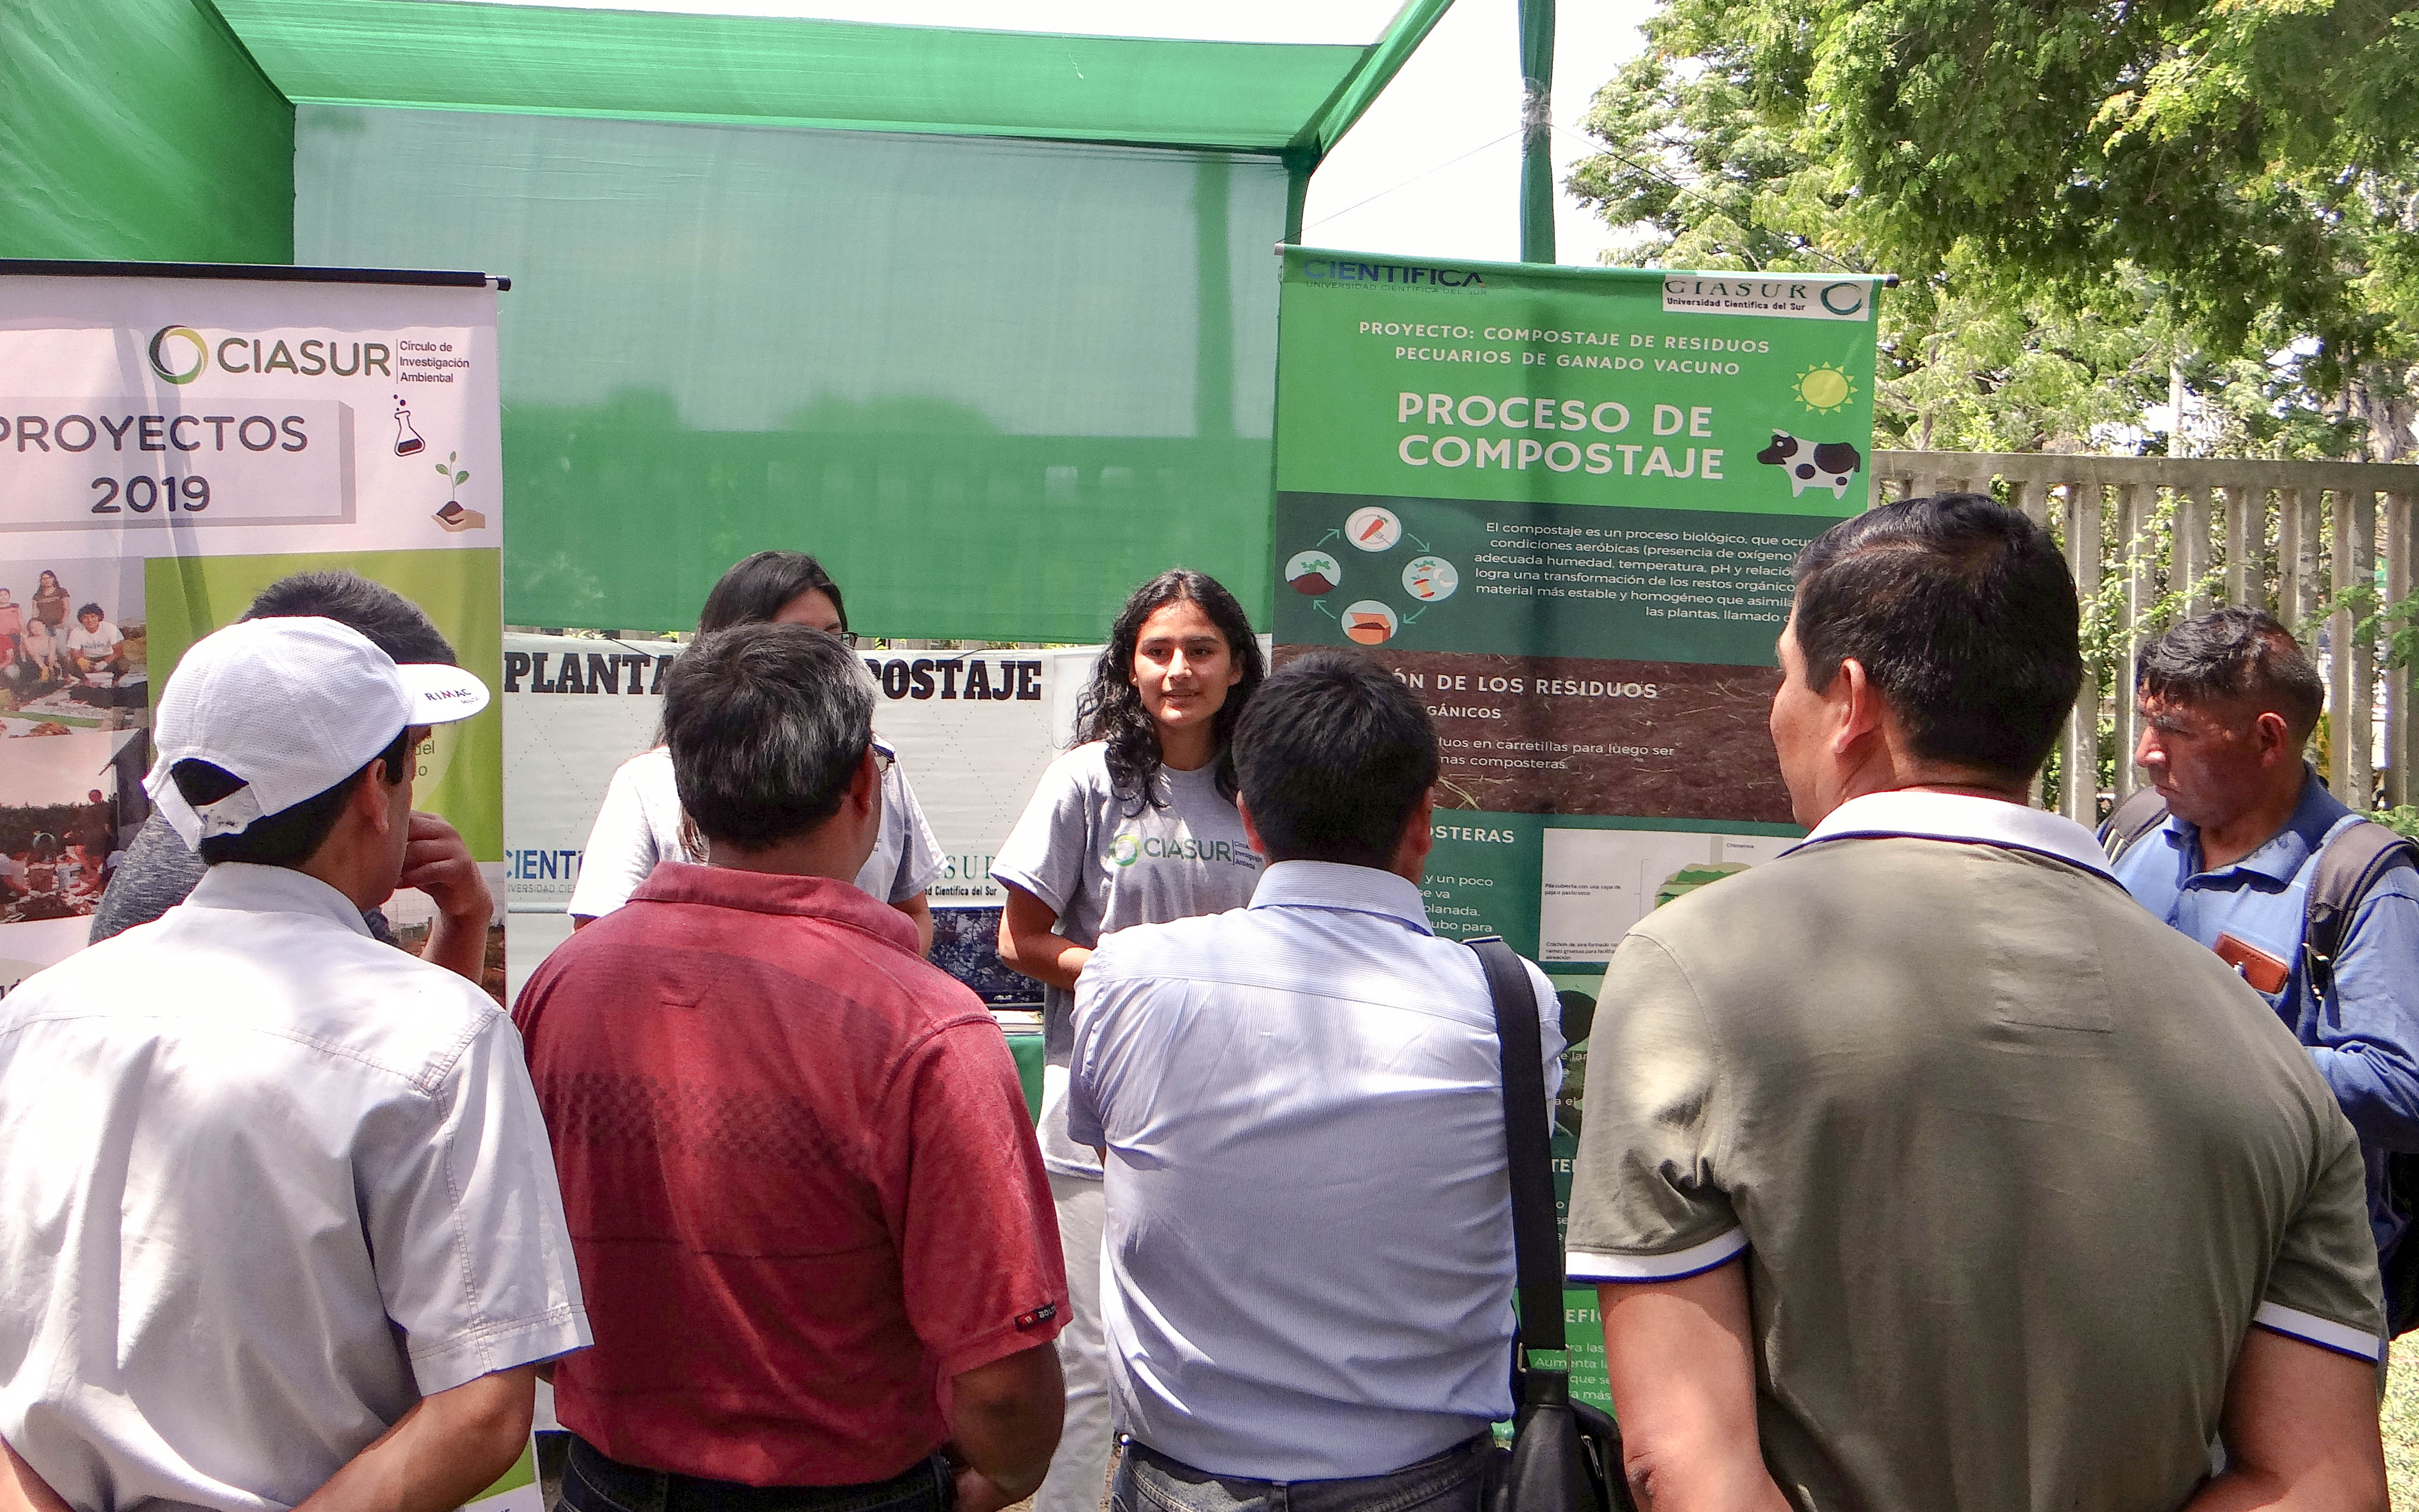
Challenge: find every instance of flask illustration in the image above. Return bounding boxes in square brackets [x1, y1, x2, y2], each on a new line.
[392, 398, 425, 456]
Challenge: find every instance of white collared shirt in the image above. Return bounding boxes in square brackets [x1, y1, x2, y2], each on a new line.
[566, 743, 944, 919]
[1068, 859, 1563, 1480]
[0, 863, 589, 1512]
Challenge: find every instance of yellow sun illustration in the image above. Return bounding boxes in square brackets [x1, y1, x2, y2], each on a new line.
[1795, 363, 1855, 413]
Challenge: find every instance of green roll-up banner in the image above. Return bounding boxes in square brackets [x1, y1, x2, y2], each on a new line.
[1274, 248, 1883, 962]
[1273, 250, 1883, 1405]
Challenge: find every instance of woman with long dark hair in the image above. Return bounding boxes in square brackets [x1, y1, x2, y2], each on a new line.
[31, 570, 68, 635]
[991, 567, 1267, 1512]
[567, 550, 946, 951]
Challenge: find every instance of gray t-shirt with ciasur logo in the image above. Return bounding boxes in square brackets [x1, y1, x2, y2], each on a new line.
[993, 741, 1262, 1178]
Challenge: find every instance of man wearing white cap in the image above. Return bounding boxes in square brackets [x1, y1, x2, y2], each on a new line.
[0, 617, 590, 1512]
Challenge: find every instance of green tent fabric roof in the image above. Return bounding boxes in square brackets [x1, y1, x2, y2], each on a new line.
[208, 0, 1454, 157]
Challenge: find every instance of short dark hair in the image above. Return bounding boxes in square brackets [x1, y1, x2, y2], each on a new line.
[2136, 608, 2325, 744]
[242, 570, 457, 665]
[1792, 493, 2081, 783]
[1234, 650, 1439, 868]
[76, 603, 103, 622]
[698, 551, 848, 636]
[178, 726, 414, 867]
[662, 623, 874, 850]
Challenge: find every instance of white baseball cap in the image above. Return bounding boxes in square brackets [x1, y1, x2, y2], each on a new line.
[144, 616, 490, 847]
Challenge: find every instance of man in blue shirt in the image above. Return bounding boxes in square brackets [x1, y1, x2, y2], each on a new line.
[1068, 650, 1563, 1510]
[2112, 608, 2419, 1276]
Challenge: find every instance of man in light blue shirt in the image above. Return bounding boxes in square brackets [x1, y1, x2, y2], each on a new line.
[1067, 649, 1561, 1509]
[2112, 608, 2419, 1283]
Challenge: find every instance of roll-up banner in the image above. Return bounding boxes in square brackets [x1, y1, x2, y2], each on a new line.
[0, 264, 506, 990]
[1272, 249, 1882, 1406]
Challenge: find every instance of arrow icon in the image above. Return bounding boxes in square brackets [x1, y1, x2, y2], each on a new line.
[1402, 605, 1428, 625]
[1314, 600, 1337, 618]
[1316, 529, 1341, 548]
[1407, 532, 1434, 552]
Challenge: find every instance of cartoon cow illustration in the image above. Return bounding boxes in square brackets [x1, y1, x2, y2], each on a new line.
[1756, 431, 1863, 499]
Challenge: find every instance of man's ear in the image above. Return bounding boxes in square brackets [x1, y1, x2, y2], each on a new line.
[2250, 710, 2298, 766]
[1391, 785, 1437, 879]
[349, 762, 398, 834]
[851, 746, 883, 815]
[1831, 656, 1886, 755]
[1237, 796, 1266, 855]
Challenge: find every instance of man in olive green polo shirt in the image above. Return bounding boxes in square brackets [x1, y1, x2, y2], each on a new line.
[1565, 494, 2388, 1511]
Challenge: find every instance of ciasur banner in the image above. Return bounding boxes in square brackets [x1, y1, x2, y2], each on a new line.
[1274, 250, 1882, 1410]
[0, 265, 506, 988]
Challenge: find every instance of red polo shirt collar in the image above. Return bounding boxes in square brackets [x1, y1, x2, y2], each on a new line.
[630, 860, 918, 953]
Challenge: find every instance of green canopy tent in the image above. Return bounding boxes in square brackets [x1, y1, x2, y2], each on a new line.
[2, 0, 1454, 637]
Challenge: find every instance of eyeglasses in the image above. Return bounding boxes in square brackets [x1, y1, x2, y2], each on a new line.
[868, 743, 894, 775]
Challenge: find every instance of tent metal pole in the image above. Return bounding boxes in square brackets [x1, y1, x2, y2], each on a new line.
[1518, 0, 1555, 263]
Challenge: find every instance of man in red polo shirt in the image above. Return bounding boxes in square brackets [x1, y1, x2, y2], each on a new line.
[515, 622, 1065, 1512]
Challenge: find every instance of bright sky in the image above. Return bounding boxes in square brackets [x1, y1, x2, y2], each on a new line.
[1305, 0, 1662, 267]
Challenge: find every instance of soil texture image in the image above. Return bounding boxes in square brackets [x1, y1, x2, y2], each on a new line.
[1282, 645, 1791, 823]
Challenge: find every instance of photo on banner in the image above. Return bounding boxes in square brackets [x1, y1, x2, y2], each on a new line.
[1272, 251, 1882, 1410]
[0, 554, 148, 956]
[0, 267, 505, 990]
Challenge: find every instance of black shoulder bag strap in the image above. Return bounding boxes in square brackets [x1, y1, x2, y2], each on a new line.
[1474, 937, 1565, 1365]
[2100, 784, 2170, 863]
[1469, 936, 1616, 1512]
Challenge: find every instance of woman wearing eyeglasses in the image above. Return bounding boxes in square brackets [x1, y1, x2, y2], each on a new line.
[567, 550, 944, 952]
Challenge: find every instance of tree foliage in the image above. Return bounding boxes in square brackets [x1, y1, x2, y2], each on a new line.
[1569, 0, 2419, 457]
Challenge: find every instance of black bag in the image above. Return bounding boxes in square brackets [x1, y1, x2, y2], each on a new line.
[1468, 936, 1631, 1512]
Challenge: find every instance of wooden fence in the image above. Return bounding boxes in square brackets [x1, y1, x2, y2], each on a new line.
[1869, 451, 2419, 821]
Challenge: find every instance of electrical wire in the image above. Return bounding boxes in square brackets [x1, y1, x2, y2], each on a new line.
[1302, 129, 1523, 231]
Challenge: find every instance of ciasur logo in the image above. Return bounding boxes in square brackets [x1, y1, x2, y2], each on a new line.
[145, 326, 399, 383]
[147, 327, 207, 385]
[1107, 833, 1252, 868]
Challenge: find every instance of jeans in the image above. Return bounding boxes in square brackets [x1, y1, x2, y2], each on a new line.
[1111, 1436, 1491, 1512]
[561, 1434, 953, 1512]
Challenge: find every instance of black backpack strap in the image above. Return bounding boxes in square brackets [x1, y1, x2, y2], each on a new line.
[2305, 819, 2419, 1001]
[1470, 934, 1565, 1360]
[2303, 820, 2419, 1337]
[2100, 784, 2170, 864]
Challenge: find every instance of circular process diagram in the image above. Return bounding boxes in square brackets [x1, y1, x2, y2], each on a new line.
[1288, 505, 1458, 649]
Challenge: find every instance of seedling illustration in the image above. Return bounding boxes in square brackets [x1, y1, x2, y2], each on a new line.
[431, 451, 486, 533]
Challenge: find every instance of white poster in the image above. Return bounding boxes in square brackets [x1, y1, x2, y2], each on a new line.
[1537, 826, 1792, 962]
[502, 633, 1100, 915]
[0, 270, 507, 988]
